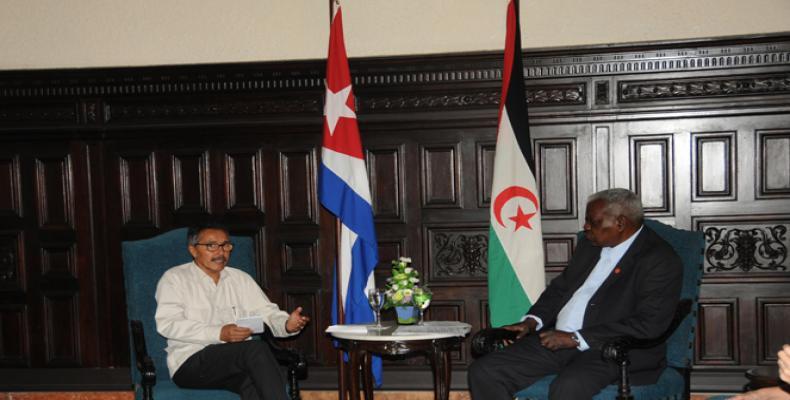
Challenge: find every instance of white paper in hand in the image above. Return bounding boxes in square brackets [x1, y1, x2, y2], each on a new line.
[236, 316, 265, 334]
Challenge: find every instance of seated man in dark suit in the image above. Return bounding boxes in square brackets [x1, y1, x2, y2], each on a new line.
[155, 222, 310, 400]
[469, 188, 683, 399]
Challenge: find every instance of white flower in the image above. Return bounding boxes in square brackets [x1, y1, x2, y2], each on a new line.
[410, 277, 419, 283]
[404, 267, 413, 274]
[403, 289, 413, 296]
[391, 284, 399, 290]
[399, 257, 412, 263]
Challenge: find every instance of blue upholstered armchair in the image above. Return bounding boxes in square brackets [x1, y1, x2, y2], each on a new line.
[471, 219, 704, 400]
[122, 228, 307, 400]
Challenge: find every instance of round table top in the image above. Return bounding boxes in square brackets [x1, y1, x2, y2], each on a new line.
[326, 321, 471, 341]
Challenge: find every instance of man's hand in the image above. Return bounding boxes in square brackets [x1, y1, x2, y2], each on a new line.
[285, 306, 310, 333]
[729, 387, 790, 400]
[538, 330, 577, 351]
[220, 324, 252, 342]
[502, 317, 538, 343]
[779, 344, 790, 384]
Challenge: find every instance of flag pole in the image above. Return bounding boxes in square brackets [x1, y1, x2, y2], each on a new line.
[329, 5, 348, 400]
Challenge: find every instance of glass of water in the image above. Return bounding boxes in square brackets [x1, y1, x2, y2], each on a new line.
[367, 288, 385, 329]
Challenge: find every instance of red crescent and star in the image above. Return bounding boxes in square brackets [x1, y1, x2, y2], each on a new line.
[492, 186, 539, 231]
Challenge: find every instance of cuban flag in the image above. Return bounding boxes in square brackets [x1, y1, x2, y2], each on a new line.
[318, 4, 382, 386]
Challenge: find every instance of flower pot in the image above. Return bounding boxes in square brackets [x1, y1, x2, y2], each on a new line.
[395, 306, 419, 325]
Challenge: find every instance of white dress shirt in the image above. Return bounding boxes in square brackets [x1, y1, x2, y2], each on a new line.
[155, 261, 294, 377]
[527, 226, 643, 351]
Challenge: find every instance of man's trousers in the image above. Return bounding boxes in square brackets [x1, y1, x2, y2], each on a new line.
[467, 334, 619, 400]
[173, 340, 289, 400]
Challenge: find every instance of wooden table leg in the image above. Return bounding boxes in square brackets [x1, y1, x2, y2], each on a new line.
[338, 350, 347, 400]
[361, 351, 374, 400]
[430, 341, 452, 400]
[348, 349, 362, 400]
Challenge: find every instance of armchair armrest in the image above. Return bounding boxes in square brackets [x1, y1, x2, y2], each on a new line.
[130, 320, 156, 400]
[471, 327, 518, 357]
[260, 328, 308, 378]
[601, 299, 692, 364]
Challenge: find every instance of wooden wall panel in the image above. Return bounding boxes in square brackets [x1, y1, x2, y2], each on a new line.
[756, 129, 790, 199]
[420, 145, 460, 208]
[34, 155, 74, 229]
[119, 152, 158, 228]
[171, 151, 210, 216]
[278, 149, 317, 224]
[0, 306, 28, 367]
[224, 150, 264, 214]
[696, 299, 739, 365]
[281, 240, 318, 275]
[692, 132, 736, 201]
[367, 146, 403, 221]
[630, 135, 673, 216]
[424, 224, 488, 284]
[0, 157, 20, 218]
[535, 138, 576, 218]
[757, 297, 790, 364]
[475, 142, 496, 207]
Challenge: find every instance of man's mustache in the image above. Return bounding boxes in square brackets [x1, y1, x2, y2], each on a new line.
[211, 256, 227, 263]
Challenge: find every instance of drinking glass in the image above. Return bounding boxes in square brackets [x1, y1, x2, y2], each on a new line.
[417, 287, 432, 325]
[367, 288, 385, 329]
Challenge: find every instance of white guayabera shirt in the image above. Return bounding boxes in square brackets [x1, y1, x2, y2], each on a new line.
[154, 261, 295, 377]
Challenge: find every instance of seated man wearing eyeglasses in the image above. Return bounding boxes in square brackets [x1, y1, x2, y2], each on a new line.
[155, 221, 310, 400]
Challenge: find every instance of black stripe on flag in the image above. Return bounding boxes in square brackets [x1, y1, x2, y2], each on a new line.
[505, 0, 534, 172]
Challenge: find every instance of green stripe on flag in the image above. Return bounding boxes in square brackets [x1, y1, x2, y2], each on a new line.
[488, 227, 533, 327]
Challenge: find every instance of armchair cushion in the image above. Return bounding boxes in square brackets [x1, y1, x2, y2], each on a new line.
[514, 367, 685, 400]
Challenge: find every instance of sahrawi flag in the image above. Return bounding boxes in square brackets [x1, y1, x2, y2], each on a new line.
[318, 4, 383, 386]
[488, 0, 545, 328]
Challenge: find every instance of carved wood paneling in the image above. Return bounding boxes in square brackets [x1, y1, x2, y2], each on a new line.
[367, 146, 403, 221]
[619, 73, 790, 103]
[0, 156, 21, 218]
[756, 129, 790, 199]
[421, 144, 460, 208]
[692, 131, 736, 201]
[756, 297, 790, 364]
[34, 155, 74, 229]
[425, 225, 487, 284]
[278, 149, 317, 224]
[695, 216, 789, 274]
[0, 306, 29, 367]
[171, 151, 210, 215]
[535, 138, 576, 218]
[475, 142, 496, 207]
[696, 299, 739, 365]
[119, 152, 158, 228]
[224, 150, 264, 214]
[629, 134, 673, 215]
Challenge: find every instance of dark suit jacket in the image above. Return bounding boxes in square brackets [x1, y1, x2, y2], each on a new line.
[528, 225, 683, 382]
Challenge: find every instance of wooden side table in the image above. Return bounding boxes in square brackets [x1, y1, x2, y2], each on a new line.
[327, 321, 471, 400]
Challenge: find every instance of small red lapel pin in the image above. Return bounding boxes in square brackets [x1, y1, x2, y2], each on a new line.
[614, 267, 622, 275]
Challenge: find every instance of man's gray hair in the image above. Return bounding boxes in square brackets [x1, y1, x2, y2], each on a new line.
[587, 188, 644, 224]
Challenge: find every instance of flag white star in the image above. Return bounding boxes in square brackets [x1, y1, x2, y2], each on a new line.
[323, 84, 356, 135]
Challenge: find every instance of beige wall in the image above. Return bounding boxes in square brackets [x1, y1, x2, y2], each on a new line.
[1, 0, 789, 70]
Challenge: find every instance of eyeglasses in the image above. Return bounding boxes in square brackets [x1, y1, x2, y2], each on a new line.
[194, 242, 234, 252]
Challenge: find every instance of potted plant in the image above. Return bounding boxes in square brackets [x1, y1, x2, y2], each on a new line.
[384, 257, 432, 324]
